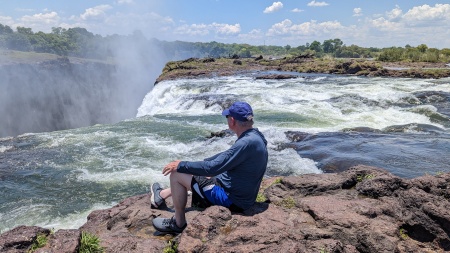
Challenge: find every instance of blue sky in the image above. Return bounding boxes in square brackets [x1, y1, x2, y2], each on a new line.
[1, 1, 449, 48]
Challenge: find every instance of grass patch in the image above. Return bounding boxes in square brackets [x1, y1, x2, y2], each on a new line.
[256, 192, 267, 203]
[273, 178, 282, 184]
[28, 233, 48, 253]
[280, 196, 296, 209]
[357, 174, 374, 182]
[399, 228, 409, 240]
[79, 231, 104, 253]
[256, 177, 283, 203]
[163, 240, 178, 253]
[319, 247, 329, 253]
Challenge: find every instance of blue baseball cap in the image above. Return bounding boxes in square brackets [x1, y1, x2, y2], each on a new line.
[222, 101, 254, 122]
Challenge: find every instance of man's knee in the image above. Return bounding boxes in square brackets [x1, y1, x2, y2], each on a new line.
[169, 170, 181, 181]
[170, 171, 192, 190]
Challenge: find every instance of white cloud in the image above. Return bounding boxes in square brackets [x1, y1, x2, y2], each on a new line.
[386, 5, 402, 20]
[291, 8, 304, 13]
[175, 23, 209, 36]
[366, 4, 450, 33]
[266, 19, 344, 37]
[20, 12, 60, 24]
[370, 17, 401, 31]
[80, 5, 112, 21]
[264, 2, 284, 14]
[174, 22, 240, 36]
[18, 11, 60, 32]
[0, 16, 14, 26]
[117, 0, 134, 5]
[307, 1, 329, 7]
[353, 8, 362, 17]
[237, 29, 263, 43]
[267, 19, 292, 35]
[212, 23, 241, 35]
[403, 4, 450, 22]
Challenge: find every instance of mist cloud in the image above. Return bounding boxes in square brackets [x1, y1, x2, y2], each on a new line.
[0, 33, 169, 138]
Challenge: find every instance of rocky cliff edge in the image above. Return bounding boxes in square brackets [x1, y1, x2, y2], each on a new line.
[1, 165, 450, 253]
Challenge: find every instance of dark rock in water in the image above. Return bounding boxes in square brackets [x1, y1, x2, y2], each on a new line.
[327, 94, 382, 109]
[202, 58, 215, 63]
[285, 131, 311, 142]
[342, 127, 382, 133]
[285, 129, 450, 178]
[233, 59, 242, 65]
[255, 55, 263, 61]
[208, 129, 234, 138]
[382, 123, 446, 133]
[255, 73, 298, 80]
[1, 165, 449, 252]
[414, 91, 450, 104]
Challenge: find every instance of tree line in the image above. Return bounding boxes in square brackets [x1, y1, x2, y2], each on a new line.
[1, 23, 449, 63]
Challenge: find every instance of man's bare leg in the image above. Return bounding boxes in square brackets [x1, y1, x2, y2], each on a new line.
[168, 171, 192, 228]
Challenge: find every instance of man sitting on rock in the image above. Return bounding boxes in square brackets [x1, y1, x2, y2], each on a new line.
[151, 101, 268, 233]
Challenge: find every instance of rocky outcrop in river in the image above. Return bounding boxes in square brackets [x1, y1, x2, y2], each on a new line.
[1, 165, 449, 252]
[155, 57, 450, 84]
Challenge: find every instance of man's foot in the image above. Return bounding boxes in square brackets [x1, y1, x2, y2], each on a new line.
[150, 182, 165, 208]
[152, 216, 187, 234]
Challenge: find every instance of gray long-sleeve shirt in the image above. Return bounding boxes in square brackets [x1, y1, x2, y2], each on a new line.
[177, 128, 268, 210]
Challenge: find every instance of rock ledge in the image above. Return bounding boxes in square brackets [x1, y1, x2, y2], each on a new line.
[1, 165, 449, 253]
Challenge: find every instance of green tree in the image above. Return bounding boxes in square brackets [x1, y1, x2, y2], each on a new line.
[377, 47, 404, 62]
[284, 44, 291, 52]
[309, 40, 322, 52]
[239, 48, 251, 58]
[417, 44, 428, 53]
[6, 33, 32, 51]
[0, 23, 14, 35]
[17, 26, 34, 35]
[323, 38, 343, 54]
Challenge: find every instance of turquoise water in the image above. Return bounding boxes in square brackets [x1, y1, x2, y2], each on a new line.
[1, 73, 449, 232]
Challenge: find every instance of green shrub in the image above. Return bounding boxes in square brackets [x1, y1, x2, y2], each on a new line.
[280, 196, 296, 209]
[256, 193, 267, 203]
[163, 240, 178, 253]
[357, 174, 374, 182]
[28, 233, 48, 253]
[79, 231, 104, 253]
[399, 228, 409, 240]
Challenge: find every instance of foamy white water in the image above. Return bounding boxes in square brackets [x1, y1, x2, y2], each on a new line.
[138, 75, 447, 132]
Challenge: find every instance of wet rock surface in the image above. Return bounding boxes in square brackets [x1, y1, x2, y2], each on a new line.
[282, 126, 450, 178]
[1, 165, 450, 252]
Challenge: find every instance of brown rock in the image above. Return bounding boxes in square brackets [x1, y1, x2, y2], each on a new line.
[1, 165, 450, 253]
[35, 229, 80, 253]
[0, 226, 50, 253]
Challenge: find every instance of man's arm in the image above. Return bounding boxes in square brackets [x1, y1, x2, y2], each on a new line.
[177, 140, 249, 176]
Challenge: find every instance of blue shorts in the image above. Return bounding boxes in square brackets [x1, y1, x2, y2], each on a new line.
[191, 176, 233, 208]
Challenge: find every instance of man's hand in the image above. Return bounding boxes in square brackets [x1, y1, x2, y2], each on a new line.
[162, 160, 181, 176]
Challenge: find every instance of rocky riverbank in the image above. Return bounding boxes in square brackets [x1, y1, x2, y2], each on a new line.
[1, 165, 449, 253]
[155, 57, 450, 84]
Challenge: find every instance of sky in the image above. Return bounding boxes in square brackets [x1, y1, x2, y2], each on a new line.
[1, 1, 450, 49]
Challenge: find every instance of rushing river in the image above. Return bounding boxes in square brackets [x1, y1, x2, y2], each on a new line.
[1, 72, 450, 232]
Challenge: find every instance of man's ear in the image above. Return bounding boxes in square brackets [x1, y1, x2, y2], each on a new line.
[230, 117, 236, 126]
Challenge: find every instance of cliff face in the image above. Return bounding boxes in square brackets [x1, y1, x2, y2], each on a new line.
[1, 165, 449, 253]
[1, 59, 117, 137]
[0, 56, 158, 138]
